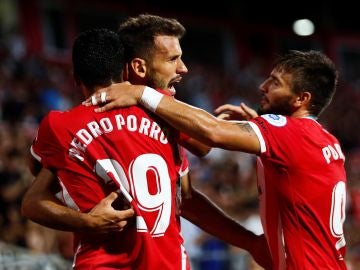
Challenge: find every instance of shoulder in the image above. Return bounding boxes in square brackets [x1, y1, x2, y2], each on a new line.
[258, 114, 288, 127]
[252, 114, 314, 129]
[38, 110, 61, 129]
[250, 114, 289, 133]
[38, 107, 84, 135]
[46, 104, 91, 123]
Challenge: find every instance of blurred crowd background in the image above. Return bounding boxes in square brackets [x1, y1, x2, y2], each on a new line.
[1, 0, 360, 269]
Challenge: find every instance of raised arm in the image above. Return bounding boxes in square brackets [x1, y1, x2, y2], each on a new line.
[177, 135, 211, 157]
[84, 83, 261, 154]
[177, 112, 236, 157]
[179, 173, 272, 269]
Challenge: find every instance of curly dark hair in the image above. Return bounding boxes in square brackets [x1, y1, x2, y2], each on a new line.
[72, 28, 124, 90]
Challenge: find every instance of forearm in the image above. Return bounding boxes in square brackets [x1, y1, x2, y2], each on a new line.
[23, 168, 134, 234]
[22, 189, 90, 232]
[140, 87, 260, 153]
[26, 200, 89, 232]
[178, 136, 211, 158]
[180, 189, 257, 252]
[88, 84, 260, 152]
[156, 97, 223, 147]
[21, 168, 92, 232]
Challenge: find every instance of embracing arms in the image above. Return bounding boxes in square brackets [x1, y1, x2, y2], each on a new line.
[84, 83, 261, 154]
[22, 158, 134, 234]
[179, 173, 272, 269]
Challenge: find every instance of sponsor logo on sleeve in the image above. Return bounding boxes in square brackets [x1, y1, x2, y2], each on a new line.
[261, 114, 287, 127]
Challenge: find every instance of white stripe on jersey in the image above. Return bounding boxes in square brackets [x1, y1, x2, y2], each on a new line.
[30, 145, 42, 162]
[248, 121, 267, 153]
[58, 179, 80, 211]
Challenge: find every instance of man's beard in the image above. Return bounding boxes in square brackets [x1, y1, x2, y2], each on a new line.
[257, 98, 294, 116]
[147, 70, 167, 90]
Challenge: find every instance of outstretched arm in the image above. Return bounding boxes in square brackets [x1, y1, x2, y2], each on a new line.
[177, 111, 233, 157]
[178, 133, 211, 158]
[84, 83, 261, 154]
[21, 167, 134, 234]
[179, 173, 272, 269]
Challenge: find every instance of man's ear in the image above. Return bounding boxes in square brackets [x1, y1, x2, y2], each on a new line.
[294, 91, 312, 108]
[129, 58, 146, 78]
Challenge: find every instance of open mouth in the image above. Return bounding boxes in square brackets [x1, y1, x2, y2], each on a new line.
[168, 77, 182, 96]
[168, 85, 176, 96]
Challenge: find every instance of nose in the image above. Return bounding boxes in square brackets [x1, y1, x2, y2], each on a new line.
[259, 81, 266, 93]
[259, 79, 269, 93]
[177, 59, 188, 74]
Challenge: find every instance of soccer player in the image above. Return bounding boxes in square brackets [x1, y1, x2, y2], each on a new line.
[88, 50, 348, 269]
[23, 16, 272, 269]
[28, 28, 194, 269]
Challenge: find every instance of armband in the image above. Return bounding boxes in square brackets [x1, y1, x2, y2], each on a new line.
[140, 86, 164, 112]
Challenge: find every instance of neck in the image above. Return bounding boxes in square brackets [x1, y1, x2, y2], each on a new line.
[292, 110, 317, 119]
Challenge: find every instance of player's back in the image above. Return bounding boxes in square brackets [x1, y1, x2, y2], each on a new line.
[31, 104, 189, 270]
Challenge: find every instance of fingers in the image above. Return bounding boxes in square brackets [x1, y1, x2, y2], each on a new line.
[214, 104, 233, 115]
[214, 104, 243, 115]
[83, 90, 110, 106]
[91, 95, 98, 106]
[216, 113, 231, 120]
[92, 219, 129, 233]
[240, 102, 258, 118]
[83, 81, 132, 106]
[106, 208, 135, 232]
[94, 103, 116, 113]
[117, 220, 128, 231]
[120, 208, 135, 219]
[214, 102, 258, 120]
[83, 91, 117, 113]
[100, 92, 107, 103]
[102, 192, 119, 205]
[214, 104, 246, 120]
[111, 208, 135, 222]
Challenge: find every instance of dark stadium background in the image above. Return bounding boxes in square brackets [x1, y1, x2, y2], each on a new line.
[1, 0, 360, 269]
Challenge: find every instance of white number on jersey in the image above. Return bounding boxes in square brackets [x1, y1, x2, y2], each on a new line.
[94, 154, 172, 236]
[330, 181, 346, 250]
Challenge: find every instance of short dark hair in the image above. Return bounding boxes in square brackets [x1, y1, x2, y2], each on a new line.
[72, 28, 124, 90]
[118, 14, 186, 62]
[274, 50, 338, 116]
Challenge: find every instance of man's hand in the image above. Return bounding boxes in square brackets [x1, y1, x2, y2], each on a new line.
[22, 168, 135, 234]
[82, 81, 144, 112]
[84, 192, 135, 235]
[214, 102, 258, 120]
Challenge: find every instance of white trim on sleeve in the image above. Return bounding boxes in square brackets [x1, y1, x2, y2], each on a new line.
[58, 180, 80, 211]
[30, 145, 42, 162]
[179, 166, 189, 177]
[248, 121, 267, 154]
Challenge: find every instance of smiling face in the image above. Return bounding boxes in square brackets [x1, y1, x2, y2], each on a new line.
[257, 68, 298, 116]
[145, 35, 188, 96]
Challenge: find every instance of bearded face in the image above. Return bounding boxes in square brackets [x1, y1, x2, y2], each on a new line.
[257, 70, 297, 116]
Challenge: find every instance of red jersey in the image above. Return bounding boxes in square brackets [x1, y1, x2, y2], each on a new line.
[249, 114, 347, 270]
[31, 104, 190, 270]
